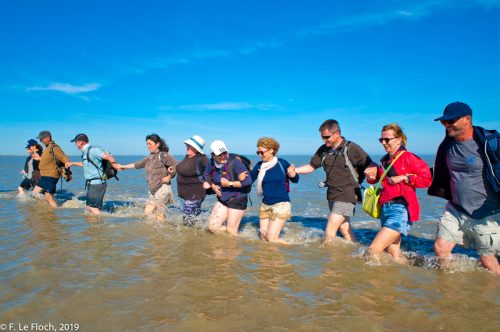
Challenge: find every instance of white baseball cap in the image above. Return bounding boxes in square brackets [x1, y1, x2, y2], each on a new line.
[183, 135, 205, 154]
[210, 140, 228, 156]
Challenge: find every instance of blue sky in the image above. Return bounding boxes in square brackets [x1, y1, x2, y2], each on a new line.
[1, 0, 499, 156]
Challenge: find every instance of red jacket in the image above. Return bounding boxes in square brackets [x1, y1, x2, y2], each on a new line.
[368, 150, 432, 222]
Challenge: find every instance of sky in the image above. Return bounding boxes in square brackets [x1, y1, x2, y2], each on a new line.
[1, 0, 499, 156]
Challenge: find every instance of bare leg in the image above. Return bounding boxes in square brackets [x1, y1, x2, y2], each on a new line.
[368, 227, 402, 261]
[338, 217, 357, 242]
[479, 255, 500, 275]
[44, 192, 58, 208]
[226, 208, 245, 237]
[208, 202, 228, 234]
[266, 217, 289, 244]
[325, 213, 345, 242]
[434, 237, 457, 269]
[86, 206, 101, 215]
[259, 218, 270, 240]
[144, 203, 156, 217]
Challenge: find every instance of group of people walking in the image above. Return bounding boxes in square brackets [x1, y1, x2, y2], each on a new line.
[18, 101, 500, 274]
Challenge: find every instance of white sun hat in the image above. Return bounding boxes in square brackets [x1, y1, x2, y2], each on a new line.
[183, 135, 206, 154]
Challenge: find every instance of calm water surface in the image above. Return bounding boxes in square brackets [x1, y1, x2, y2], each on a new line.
[0, 155, 498, 331]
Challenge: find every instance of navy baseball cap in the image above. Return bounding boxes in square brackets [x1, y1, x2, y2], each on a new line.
[25, 139, 38, 149]
[434, 102, 473, 121]
[70, 133, 89, 143]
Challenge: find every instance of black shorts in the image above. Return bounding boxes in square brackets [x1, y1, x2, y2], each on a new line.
[86, 183, 107, 209]
[19, 178, 34, 191]
[37, 176, 59, 194]
[219, 196, 248, 210]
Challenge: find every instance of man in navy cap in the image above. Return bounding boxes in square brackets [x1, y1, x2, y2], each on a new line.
[65, 133, 119, 215]
[429, 101, 500, 274]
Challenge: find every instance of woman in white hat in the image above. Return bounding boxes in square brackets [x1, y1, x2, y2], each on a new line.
[203, 140, 252, 236]
[176, 135, 209, 225]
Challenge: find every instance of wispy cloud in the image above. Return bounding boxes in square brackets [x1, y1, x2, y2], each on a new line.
[27, 82, 101, 95]
[126, 0, 500, 77]
[160, 101, 281, 111]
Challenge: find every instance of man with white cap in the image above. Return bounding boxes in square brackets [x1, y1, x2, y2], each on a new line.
[429, 101, 500, 274]
[176, 135, 209, 225]
[202, 140, 252, 236]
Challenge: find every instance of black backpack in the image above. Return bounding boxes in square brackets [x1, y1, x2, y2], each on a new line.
[227, 154, 252, 193]
[86, 146, 119, 181]
[206, 153, 252, 194]
[49, 144, 72, 182]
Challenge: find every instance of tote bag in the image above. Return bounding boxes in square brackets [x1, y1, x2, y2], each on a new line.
[362, 151, 405, 219]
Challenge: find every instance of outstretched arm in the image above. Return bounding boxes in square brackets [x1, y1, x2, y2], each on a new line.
[295, 164, 316, 174]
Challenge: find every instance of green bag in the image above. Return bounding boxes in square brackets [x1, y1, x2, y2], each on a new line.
[362, 151, 405, 219]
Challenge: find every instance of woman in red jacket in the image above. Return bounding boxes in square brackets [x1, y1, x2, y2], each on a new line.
[364, 123, 432, 263]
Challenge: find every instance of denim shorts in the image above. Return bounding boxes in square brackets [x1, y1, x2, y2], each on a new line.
[380, 203, 411, 236]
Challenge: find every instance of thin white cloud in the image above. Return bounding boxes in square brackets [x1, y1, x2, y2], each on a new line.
[125, 0, 500, 77]
[160, 102, 280, 111]
[27, 83, 101, 94]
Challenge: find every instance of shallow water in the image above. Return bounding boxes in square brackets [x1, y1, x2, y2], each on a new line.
[0, 155, 498, 331]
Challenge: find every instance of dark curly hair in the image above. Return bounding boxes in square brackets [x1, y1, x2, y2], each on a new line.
[146, 134, 169, 152]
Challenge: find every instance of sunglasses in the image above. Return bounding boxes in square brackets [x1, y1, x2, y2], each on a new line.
[321, 131, 338, 140]
[440, 117, 461, 125]
[256, 150, 268, 156]
[378, 137, 396, 144]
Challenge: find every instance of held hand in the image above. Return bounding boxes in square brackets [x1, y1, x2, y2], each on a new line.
[220, 178, 230, 187]
[203, 181, 211, 189]
[237, 171, 248, 182]
[212, 184, 222, 197]
[287, 164, 296, 177]
[32, 153, 40, 161]
[388, 175, 406, 185]
[364, 166, 378, 181]
[162, 175, 172, 184]
[65, 162, 72, 169]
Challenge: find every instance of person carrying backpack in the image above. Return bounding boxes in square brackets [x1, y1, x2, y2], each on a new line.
[66, 133, 119, 215]
[176, 135, 209, 226]
[249, 137, 299, 244]
[429, 102, 500, 275]
[32, 131, 70, 208]
[116, 134, 177, 221]
[294, 120, 375, 243]
[203, 140, 252, 236]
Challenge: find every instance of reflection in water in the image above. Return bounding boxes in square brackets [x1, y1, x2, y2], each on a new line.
[0, 155, 499, 330]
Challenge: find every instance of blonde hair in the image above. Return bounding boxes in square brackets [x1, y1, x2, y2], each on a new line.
[382, 123, 407, 146]
[257, 137, 280, 155]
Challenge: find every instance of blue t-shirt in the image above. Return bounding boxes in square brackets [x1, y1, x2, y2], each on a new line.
[81, 144, 106, 184]
[447, 139, 500, 218]
[250, 158, 299, 205]
[204, 155, 252, 202]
